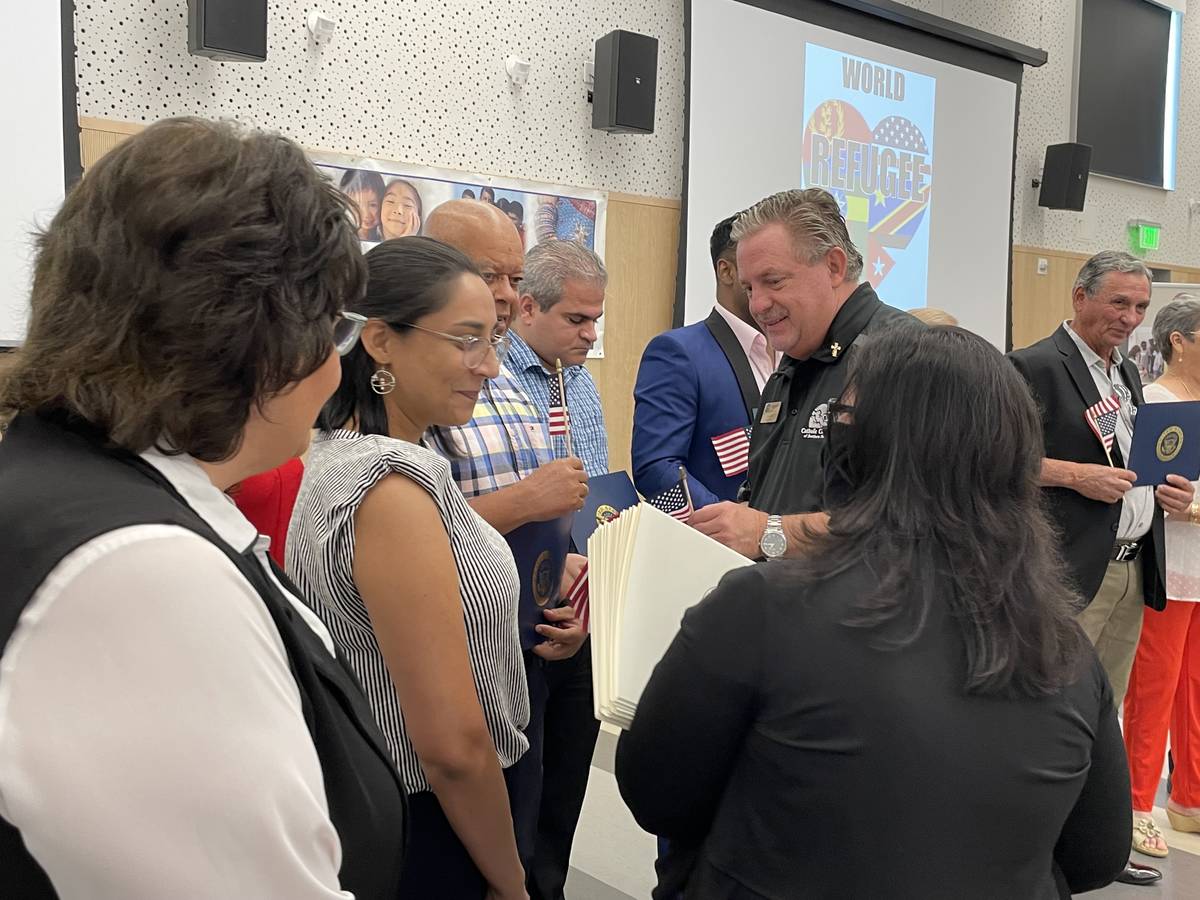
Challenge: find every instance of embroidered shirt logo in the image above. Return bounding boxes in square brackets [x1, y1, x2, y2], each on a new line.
[801, 400, 836, 440]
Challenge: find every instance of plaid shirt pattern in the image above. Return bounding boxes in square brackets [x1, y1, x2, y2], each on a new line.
[426, 367, 554, 499]
[506, 332, 609, 478]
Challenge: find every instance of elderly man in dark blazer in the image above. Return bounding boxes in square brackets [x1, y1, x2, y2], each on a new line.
[1009, 249, 1195, 886]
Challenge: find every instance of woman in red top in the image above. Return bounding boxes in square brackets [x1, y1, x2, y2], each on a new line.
[230, 457, 304, 566]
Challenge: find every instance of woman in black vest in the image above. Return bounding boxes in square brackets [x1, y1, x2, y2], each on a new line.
[0, 118, 406, 898]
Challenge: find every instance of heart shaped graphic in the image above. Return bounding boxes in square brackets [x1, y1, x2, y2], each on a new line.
[801, 100, 933, 289]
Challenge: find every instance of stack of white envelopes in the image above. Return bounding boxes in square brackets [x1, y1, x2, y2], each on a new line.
[587, 502, 754, 730]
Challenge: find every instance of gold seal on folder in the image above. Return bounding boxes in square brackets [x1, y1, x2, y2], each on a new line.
[532, 550, 554, 607]
[1157, 425, 1184, 463]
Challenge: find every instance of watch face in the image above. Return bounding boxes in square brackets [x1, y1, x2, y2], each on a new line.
[760, 531, 787, 558]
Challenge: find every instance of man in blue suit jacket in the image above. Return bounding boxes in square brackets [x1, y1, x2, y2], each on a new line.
[632, 215, 776, 508]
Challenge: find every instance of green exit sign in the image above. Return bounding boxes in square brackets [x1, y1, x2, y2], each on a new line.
[1130, 222, 1162, 252]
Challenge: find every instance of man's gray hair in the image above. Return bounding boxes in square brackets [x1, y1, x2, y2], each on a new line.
[731, 188, 864, 281]
[522, 239, 607, 312]
[1152, 293, 1200, 364]
[1072, 250, 1152, 297]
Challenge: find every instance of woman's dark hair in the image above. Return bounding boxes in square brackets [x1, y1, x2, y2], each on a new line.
[318, 235, 480, 438]
[796, 326, 1086, 698]
[0, 117, 365, 461]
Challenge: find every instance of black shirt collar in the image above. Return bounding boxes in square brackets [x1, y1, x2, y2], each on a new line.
[805, 282, 881, 365]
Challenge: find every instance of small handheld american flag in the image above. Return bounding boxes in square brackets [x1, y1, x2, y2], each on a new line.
[1084, 393, 1120, 466]
[565, 563, 589, 633]
[548, 364, 569, 437]
[648, 483, 694, 522]
[711, 426, 752, 478]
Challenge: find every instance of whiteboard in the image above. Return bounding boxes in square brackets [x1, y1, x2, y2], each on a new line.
[0, 5, 66, 345]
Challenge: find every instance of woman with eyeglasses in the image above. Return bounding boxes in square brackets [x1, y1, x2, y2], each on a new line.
[287, 236, 531, 900]
[0, 119, 405, 898]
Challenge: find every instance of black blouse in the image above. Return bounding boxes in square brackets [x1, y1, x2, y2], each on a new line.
[616, 561, 1129, 900]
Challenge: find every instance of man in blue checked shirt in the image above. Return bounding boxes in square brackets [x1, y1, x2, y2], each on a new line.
[508, 239, 608, 900]
[508, 241, 609, 477]
[424, 202, 590, 531]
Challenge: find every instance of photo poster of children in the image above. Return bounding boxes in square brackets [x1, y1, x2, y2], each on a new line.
[310, 152, 609, 358]
[1125, 326, 1165, 385]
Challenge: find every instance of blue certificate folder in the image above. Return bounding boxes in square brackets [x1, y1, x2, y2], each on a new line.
[571, 471, 640, 551]
[507, 514, 573, 649]
[1128, 400, 1200, 486]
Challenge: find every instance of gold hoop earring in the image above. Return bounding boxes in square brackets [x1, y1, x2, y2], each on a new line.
[370, 369, 396, 395]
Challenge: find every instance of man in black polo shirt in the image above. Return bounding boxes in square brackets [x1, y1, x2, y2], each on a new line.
[691, 188, 916, 558]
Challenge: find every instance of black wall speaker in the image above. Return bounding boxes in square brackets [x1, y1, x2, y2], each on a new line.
[592, 30, 658, 134]
[188, 0, 268, 62]
[1038, 143, 1092, 211]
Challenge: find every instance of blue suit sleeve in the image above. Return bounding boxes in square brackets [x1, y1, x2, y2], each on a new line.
[632, 334, 721, 509]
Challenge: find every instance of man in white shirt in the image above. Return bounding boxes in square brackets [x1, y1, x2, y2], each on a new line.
[1009, 250, 1196, 887]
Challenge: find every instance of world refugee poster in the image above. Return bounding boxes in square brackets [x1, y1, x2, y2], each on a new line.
[801, 43, 935, 308]
[310, 151, 608, 358]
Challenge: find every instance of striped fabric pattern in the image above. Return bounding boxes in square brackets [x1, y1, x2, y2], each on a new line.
[286, 430, 530, 794]
[711, 426, 752, 478]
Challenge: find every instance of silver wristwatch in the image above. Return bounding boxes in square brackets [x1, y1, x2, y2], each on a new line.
[759, 514, 787, 559]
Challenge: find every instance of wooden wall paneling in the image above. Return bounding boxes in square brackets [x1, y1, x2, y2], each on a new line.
[590, 194, 679, 476]
[79, 116, 138, 169]
[77, 119, 681, 476]
[1170, 267, 1200, 284]
[1010, 247, 1086, 349]
[79, 129, 130, 170]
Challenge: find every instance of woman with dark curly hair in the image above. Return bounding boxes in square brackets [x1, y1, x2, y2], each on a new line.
[0, 118, 406, 899]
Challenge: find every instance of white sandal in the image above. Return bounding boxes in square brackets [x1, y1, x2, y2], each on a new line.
[1133, 816, 1169, 858]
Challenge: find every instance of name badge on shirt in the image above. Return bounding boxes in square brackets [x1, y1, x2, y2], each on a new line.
[760, 401, 782, 424]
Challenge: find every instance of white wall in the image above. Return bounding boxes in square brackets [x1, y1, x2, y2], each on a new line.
[75, 1, 1200, 266]
[895, 0, 1200, 266]
[74, 0, 685, 198]
[2, 4, 64, 343]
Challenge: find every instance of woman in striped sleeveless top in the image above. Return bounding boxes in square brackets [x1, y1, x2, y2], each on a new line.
[288, 237, 532, 900]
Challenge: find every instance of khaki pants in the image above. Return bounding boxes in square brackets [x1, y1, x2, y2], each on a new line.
[1077, 557, 1146, 706]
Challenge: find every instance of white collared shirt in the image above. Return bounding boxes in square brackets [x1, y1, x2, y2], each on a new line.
[713, 303, 779, 392]
[0, 449, 352, 898]
[1063, 321, 1155, 542]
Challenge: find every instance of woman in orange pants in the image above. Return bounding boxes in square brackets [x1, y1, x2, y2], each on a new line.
[1125, 295, 1200, 858]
